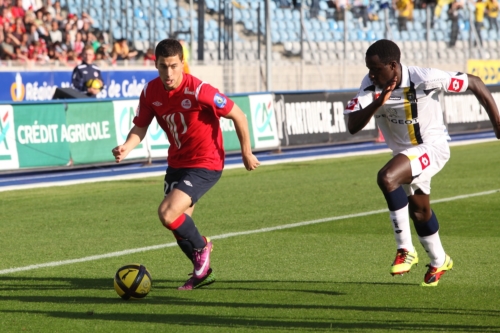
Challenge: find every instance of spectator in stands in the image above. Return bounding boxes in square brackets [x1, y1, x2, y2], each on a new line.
[11, 17, 25, 40]
[309, 0, 321, 18]
[53, 1, 66, 23]
[367, 0, 380, 20]
[10, 0, 24, 19]
[179, 39, 190, 74]
[421, 0, 438, 28]
[26, 22, 38, 44]
[0, 7, 13, 26]
[94, 33, 110, 63]
[474, 0, 486, 46]
[32, 38, 50, 63]
[71, 45, 103, 97]
[395, 0, 413, 31]
[143, 47, 155, 66]
[0, 29, 16, 59]
[66, 48, 77, 66]
[72, 30, 84, 56]
[448, 0, 463, 47]
[61, 31, 71, 50]
[111, 38, 138, 62]
[33, 8, 44, 26]
[486, 0, 499, 31]
[49, 19, 61, 43]
[353, 0, 370, 29]
[45, 0, 55, 17]
[335, 0, 349, 20]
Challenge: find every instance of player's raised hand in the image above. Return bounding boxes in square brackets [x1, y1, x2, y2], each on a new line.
[242, 153, 260, 171]
[379, 75, 398, 105]
[112, 145, 129, 163]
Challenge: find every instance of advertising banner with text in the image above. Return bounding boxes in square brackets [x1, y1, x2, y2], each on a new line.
[442, 87, 500, 134]
[3, 70, 158, 102]
[0, 105, 19, 170]
[273, 91, 378, 147]
[65, 101, 117, 165]
[12, 103, 71, 168]
[248, 94, 281, 150]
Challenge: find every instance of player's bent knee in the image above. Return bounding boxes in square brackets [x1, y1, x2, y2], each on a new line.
[410, 210, 431, 223]
[377, 169, 393, 191]
[157, 206, 175, 226]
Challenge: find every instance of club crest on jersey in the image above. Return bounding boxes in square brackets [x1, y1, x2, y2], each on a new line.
[346, 98, 358, 110]
[214, 93, 227, 108]
[406, 92, 416, 103]
[181, 99, 192, 109]
[419, 153, 430, 170]
[448, 78, 464, 92]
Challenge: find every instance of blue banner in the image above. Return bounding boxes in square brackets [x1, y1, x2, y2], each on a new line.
[1, 70, 159, 102]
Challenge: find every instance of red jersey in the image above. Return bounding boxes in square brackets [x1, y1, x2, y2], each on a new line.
[134, 74, 234, 170]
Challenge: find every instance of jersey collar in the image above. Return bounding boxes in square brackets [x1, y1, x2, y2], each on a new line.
[398, 63, 410, 88]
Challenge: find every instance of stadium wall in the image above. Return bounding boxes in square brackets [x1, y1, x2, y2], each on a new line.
[1, 84, 497, 172]
[3, 58, 497, 101]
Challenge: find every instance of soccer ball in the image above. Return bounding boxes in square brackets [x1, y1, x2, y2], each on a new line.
[85, 78, 103, 90]
[113, 264, 152, 300]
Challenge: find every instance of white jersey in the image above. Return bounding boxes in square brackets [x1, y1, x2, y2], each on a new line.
[344, 64, 468, 153]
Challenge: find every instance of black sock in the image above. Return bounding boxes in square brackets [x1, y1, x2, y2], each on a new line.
[169, 214, 206, 249]
[176, 239, 194, 263]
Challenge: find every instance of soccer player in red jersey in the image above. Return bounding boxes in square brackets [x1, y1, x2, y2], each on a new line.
[112, 39, 260, 290]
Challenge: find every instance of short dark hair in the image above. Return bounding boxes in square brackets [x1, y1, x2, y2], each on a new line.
[366, 39, 401, 64]
[155, 39, 184, 61]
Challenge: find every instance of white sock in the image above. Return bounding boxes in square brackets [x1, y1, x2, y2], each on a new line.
[389, 204, 414, 252]
[419, 231, 446, 267]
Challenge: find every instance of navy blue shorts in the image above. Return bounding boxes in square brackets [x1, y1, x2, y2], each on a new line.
[163, 167, 222, 206]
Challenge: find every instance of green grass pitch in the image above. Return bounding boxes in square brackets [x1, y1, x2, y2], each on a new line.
[0, 141, 499, 332]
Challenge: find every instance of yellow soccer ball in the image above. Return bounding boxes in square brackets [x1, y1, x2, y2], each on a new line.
[85, 78, 103, 90]
[113, 264, 152, 300]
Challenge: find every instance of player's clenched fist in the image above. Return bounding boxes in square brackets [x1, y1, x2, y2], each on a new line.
[112, 145, 129, 163]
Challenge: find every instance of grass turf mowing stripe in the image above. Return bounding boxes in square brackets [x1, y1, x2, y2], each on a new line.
[0, 188, 497, 276]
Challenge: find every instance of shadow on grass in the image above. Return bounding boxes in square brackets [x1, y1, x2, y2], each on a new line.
[0, 309, 499, 332]
[0, 276, 499, 319]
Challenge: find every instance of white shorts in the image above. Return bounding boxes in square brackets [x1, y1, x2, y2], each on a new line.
[397, 139, 450, 196]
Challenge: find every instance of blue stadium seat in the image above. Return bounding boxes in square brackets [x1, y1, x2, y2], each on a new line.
[161, 8, 172, 19]
[327, 18, 338, 31]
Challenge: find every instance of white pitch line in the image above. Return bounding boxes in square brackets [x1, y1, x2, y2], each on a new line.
[0, 189, 498, 276]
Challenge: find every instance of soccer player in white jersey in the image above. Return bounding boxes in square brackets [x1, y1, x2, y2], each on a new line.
[344, 39, 500, 286]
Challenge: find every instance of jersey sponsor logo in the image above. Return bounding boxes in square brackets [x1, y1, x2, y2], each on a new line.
[181, 99, 192, 109]
[184, 88, 195, 95]
[448, 78, 464, 92]
[419, 153, 430, 170]
[152, 101, 162, 106]
[346, 98, 358, 110]
[214, 93, 227, 108]
[375, 114, 420, 124]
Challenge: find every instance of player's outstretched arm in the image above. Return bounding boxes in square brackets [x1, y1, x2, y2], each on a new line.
[224, 105, 260, 171]
[348, 76, 398, 134]
[467, 74, 500, 139]
[111, 125, 148, 163]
